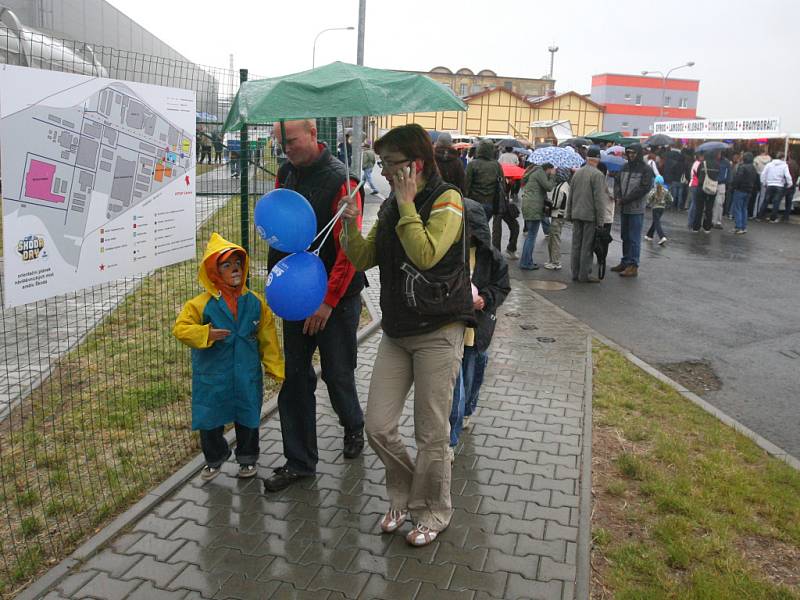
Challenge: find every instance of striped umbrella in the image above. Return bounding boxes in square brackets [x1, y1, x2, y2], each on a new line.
[530, 146, 585, 169]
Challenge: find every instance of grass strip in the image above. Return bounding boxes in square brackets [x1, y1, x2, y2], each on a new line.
[591, 343, 800, 600]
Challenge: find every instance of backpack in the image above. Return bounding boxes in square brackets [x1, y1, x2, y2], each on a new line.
[702, 162, 718, 195]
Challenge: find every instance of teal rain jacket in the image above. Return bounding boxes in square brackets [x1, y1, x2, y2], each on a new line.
[173, 233, 284, 430]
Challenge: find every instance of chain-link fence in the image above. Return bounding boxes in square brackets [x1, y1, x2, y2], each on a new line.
[0, 26, 301, 596]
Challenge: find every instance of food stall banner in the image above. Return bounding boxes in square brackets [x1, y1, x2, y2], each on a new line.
[652, 118, 782, 140]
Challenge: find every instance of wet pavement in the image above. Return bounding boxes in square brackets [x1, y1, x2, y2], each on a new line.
[33, 195, 594, 600]
[509, 208, 800, 461]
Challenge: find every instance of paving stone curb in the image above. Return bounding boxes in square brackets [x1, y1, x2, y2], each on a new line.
[531, 289, 800, 474]
[17, 290, 383, 600]
[574, 336, 593, 600]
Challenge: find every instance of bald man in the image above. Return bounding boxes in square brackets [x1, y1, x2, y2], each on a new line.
[264, 119, 366, 492]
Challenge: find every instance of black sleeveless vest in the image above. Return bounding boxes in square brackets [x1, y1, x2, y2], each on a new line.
[375, 174, 475, 338]
[267, 146, 364, 298]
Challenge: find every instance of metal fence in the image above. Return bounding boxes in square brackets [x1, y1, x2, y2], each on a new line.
[0, 27, 314, 596]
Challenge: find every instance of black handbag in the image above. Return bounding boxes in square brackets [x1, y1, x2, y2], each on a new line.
[400, 261, 471, 316]
[400, 215, 471, 316]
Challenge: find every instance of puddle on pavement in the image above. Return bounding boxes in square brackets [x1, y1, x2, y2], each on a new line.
[525, 280, 568, 291]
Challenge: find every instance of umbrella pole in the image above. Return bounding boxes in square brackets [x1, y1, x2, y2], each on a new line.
[341, 116, 352, 197]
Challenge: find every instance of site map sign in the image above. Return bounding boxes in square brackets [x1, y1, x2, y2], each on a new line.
[1, 65, 196, 308]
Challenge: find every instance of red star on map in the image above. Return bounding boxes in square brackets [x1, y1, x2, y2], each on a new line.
[99, 264, 105, 271]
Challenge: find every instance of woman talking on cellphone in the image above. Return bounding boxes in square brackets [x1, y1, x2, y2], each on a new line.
[338, 124, 474, 547]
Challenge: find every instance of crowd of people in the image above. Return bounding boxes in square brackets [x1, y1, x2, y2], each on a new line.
[172, 121, 797, 553]
[430, 135, 798, 282]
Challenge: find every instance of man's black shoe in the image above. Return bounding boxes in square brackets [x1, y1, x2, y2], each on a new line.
[343, 429, 365, 459]
[263, 466, 312, 492]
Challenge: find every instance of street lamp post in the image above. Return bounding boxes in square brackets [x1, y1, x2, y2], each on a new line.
[641, 61, 695, 118]
[547, 45, 559, 80]
[312, 26, 355, 68]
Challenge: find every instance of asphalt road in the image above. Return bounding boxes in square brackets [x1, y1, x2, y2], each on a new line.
[508, 208, 800, 461]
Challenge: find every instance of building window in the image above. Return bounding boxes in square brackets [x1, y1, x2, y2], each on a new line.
[633, 128, 639, 136]
[664, 96, 671, 107]
[624, 93, 631, 101]
[504, 81, 513, 90]
[679, 97, 688, 108]
[635, 94, 642, 105]
[459, 83, 467, 96]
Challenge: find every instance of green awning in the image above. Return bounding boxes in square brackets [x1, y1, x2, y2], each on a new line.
[585, 131, 637, 146]
[222, 61, 467, 131]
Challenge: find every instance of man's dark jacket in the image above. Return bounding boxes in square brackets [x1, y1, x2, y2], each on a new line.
[465, 140, 504, 210]
[463, 198, 511, 352]
[268, 144, 364, 303]
[615, 144, 654, 215]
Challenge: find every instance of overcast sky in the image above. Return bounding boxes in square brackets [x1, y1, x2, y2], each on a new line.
[109, 0, 800, 131]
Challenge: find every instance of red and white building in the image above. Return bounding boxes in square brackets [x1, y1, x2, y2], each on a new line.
[590, 73, 700, 137]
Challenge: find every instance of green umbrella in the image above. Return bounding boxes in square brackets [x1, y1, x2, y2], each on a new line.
[222, 61, 467, 131]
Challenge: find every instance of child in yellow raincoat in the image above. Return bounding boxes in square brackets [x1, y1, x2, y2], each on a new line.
[173, 233, 284, 480]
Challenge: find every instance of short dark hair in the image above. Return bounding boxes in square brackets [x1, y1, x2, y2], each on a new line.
[541, 162, 554, 170]
[375, 124, 438, 180]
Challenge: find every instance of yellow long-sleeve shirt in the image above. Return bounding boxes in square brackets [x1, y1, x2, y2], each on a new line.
[340, 188, 464, 272]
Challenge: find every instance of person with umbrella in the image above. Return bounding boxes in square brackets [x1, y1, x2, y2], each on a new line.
[566, 146, 608, 283]
[613, 143, 654, 277]
[693, 150, 720, 233]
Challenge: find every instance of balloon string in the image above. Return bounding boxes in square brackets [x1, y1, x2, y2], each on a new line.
[310, 179, 363, 255]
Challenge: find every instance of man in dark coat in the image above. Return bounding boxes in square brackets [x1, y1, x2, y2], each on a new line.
[465, 139, 504, 223]
[452, 198, 511, 437]
[265, 119, 365, 492]
[566, 146, 608, 283]
[613, 143, 653, 277]
[434, 133, 466, 194]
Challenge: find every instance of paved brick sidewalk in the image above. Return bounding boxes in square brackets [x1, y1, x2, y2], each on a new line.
[36, 215, 592, 599]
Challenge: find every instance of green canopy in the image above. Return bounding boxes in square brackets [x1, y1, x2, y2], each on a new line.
[585, 131, 637, 147]
[222, 61, 467, 132]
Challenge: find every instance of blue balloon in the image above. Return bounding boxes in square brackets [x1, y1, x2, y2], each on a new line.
[254, 188, 317, 253]
[265, 252, 328, 321]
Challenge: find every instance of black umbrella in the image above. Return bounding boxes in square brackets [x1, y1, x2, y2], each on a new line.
[644, 133, 674, 147]
[559, 137, 591, 148]
[495, 138, 525, 149]
[696, 141, 731, 153]
[593, 228, 613, 279]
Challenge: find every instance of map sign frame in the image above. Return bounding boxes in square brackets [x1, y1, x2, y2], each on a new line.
[1, 65, 197, 308]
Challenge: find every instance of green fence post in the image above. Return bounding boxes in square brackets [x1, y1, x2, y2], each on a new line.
[238, 69, 250, 280]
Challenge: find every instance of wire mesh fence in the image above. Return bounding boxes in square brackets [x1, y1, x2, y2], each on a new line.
[0, 26, 297, 596]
